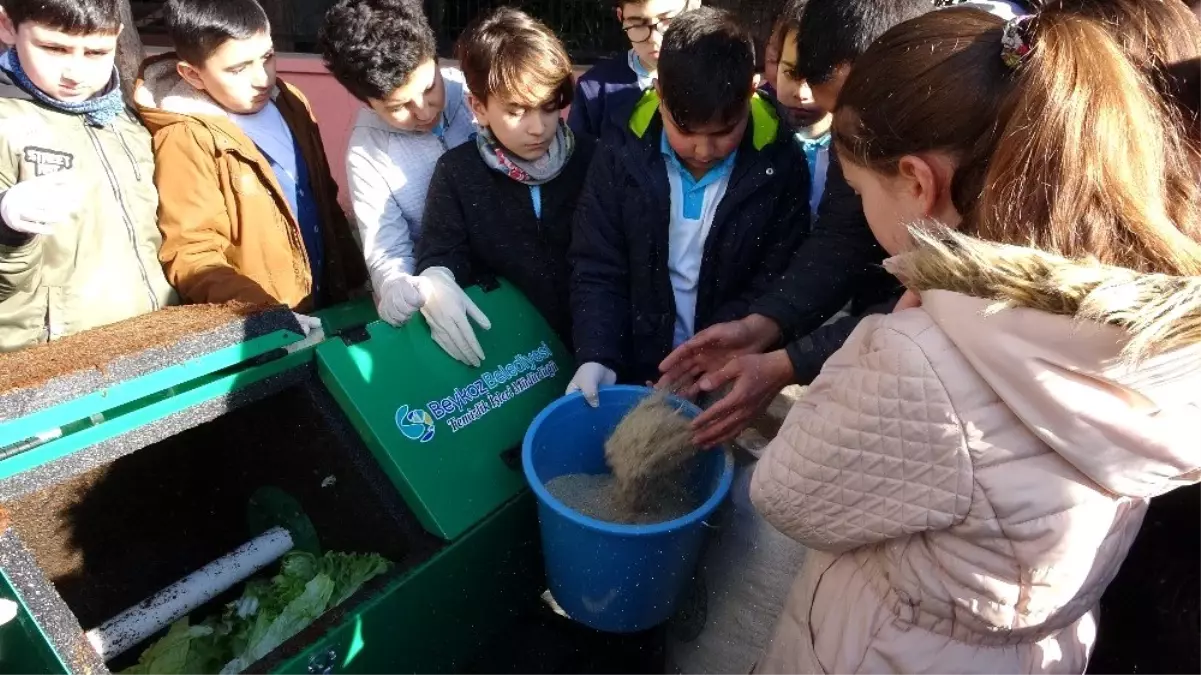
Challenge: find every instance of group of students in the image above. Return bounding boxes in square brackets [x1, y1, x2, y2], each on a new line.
[2, 0, 1201, 670]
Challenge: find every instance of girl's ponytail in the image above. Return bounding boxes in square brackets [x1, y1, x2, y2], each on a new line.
[835, 7, 1201, 277]
[976, 11, 1201, 276]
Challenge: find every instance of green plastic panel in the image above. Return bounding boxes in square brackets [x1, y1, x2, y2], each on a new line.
[316, 280, 572, 541]
[0, 345, 314, 483]
[312, 297, 378, 336]
[273, 492, 543, 675]
[0, 570, 67, 674]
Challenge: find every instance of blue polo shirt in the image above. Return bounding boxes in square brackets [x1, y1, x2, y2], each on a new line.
[660, 132, 737, 346]
[797, 131, 831, 223]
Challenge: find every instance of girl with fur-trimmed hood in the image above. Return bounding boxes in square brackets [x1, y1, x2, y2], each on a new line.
[750, 7, 1201, 674]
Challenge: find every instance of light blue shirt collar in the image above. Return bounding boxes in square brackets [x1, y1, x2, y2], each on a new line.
[660, 131, 737, 190]
[627, 49, 655, 90]
[660, 131, 737, 220]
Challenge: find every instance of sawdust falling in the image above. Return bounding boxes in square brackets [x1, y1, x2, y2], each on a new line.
[546, 391, 704, 525]
[604, 391, 700, 516]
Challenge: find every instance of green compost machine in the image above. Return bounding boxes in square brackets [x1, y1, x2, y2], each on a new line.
[0, 280, 571, 674]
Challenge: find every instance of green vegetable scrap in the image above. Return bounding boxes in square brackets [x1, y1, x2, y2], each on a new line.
[122, 551, 391, 675]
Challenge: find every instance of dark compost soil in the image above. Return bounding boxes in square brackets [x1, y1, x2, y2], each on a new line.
[4, 383, 441, 630]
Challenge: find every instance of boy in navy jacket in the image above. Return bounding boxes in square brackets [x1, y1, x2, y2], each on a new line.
[567, 7, 810, 405]
[567, 0, 694, 141]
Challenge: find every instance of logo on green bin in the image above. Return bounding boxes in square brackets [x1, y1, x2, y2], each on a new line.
[395, 405, 436, 443]
[395, 342, 560, 443]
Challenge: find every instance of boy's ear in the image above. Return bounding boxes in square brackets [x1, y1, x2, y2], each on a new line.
[176, 60, 207, 92]
[467, 93, 488, 125]
[615, 7, 624, 23]
[0, 8, 17, 45]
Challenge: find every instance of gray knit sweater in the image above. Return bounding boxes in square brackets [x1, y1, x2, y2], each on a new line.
[344, 66, 476, 293]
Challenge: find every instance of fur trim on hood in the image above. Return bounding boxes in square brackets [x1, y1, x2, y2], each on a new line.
[884, 225, 1201, 363]
[884, 226, 1201, 499]
[133, 55, 278, 121]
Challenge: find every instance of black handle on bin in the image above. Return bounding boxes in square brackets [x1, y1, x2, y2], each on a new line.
[499, 445, 521, 471]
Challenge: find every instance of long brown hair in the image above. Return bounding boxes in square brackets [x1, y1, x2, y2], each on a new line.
[1046, 0, 1201, 147]
[834, 7, 1201, 276]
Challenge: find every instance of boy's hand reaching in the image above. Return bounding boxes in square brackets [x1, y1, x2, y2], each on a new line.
[415, 267, 492, 367]
[689, 349, 795, 448]
[657, 314, 782, 398]
[0, 171, 81, 235]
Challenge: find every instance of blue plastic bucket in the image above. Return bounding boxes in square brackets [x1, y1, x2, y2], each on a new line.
[522, 385, 734, 633]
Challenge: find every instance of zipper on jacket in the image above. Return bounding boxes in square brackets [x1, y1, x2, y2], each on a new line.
[114, 123, 143, 182]
[84, 123, 160, 311]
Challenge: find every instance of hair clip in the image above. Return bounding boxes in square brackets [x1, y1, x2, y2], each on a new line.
[1001, 15, 1036, 70]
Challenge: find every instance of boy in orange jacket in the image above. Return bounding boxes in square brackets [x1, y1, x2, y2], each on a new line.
[135, 0, 366, 321]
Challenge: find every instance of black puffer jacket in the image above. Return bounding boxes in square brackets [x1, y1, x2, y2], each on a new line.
[417, 134, 597, 348]
[570, 92, 810, 384]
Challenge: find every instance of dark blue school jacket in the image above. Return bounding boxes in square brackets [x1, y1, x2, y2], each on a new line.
[569, 91, 811, 384]
[567, 56, 646, 142]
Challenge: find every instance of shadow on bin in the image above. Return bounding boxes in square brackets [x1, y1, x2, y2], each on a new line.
[522, 385, 734, 633]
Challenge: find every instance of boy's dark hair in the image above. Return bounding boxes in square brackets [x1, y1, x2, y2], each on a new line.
[2, 0, 120, 34]
[793, 0, 934, 84]
[455, 7, 573, 109]
[166, 0, 270, 66]
[657, 7, 755, 133]
[319, 0, 436, 103]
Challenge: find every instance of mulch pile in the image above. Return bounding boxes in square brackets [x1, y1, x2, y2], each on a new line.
[0, 303, 278, 394]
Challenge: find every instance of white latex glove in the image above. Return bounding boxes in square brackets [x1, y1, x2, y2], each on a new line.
[414, 267, 492, 367]
[377, 274, 426, 326]
[292, 312, 323, 336]
[0, 171, 81, 235]
[566, 362, 617, 408]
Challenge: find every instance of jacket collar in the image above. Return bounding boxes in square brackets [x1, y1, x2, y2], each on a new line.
[627, 89, 780, 151]
[133, 53, 283, 155]
[886, 225, 1201, 363]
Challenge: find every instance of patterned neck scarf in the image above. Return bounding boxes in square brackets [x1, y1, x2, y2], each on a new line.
[475, 120, 576, 186]
[0, 49, 124, 127]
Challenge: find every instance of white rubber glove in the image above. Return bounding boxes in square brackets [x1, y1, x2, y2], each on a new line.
[377, 274, 426, 326]
[292, 312, 323, 336]
[0, 171, 80, 235]
[567, 362, 617, 408]
[414, 267, 492, 367]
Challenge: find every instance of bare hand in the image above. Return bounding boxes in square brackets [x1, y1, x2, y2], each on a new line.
[657, 314, 781, 398]
[690, 349, 795, 449]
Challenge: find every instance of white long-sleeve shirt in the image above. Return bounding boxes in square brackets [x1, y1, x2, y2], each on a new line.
[345, 67, 476, 293]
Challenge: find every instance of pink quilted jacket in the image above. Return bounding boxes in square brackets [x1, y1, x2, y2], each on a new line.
[751, 231, 1201, 674]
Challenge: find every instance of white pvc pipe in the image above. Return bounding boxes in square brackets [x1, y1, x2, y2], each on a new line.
[86, 527, 294, 661]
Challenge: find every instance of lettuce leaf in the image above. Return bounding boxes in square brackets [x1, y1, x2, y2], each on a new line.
[219, 573, 335, 674]
[121, 551, 391, 675]
[121, 618, 224, 675]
